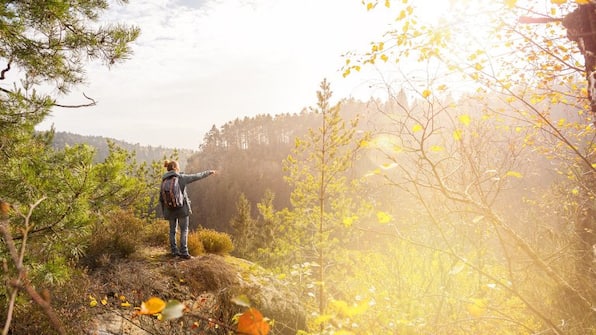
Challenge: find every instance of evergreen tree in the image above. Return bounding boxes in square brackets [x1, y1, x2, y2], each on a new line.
[0, 2, 138, 333]
[229, 193, 257, 258]
[281, 79, 370, 329]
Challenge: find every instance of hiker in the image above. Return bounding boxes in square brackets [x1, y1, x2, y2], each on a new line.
[159, 160, 217, 259]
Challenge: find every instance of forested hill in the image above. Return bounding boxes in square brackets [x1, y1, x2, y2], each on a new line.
[50, 131, 196, 166]
[184, 98, 375, 233]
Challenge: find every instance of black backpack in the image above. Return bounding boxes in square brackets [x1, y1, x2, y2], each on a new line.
[161, 175, 184, 209]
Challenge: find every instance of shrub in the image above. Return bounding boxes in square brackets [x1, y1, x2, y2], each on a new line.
[142, 219, 169, 246]
[197, 229, 234, 255]
[187, 231, 206, 256]
[81, 209, 143, 269]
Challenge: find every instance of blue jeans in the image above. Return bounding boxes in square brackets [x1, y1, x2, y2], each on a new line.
[168, 216, 189, 256]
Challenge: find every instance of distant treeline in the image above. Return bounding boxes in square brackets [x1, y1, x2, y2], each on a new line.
[50, 131, 196, 167]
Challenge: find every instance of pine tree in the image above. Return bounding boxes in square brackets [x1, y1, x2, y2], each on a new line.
[282, 79, 370, 327]
[230, 193, 257, 257]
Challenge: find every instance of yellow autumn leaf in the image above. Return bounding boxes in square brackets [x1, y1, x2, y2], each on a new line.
[397, 9, 406, 20]
[422, 89, 431, 98]
[121, 302, 132, 308]
[101, 297, 108, 306]
[366, 2, 374, 10]
[458, 114, 471, 126]
[412, 124, 423, 132]
[557, 118, 566, 127]
[314, 314, 333, 325]
[89, 299, 98, 307]
[376, 211, 393, 224]
[381, 162, 398, 170]
[380, 54, 388, 62]
[474, 63, 484, 71]
[343, 216, 354, 227]
[342, 215, 358, 227]
[430, 145, 444, 152]
[466, 298, 488, 317]
[437, 84, 447, 91]
[139, 297, 167, 315]
[453, 129, 462, 141]
[342, 68, 351, 78]
[385, 0, 391, 7]
[505, 171, 523, 178]
[575, 0, 588, 4]
[504, 0, 517, 8]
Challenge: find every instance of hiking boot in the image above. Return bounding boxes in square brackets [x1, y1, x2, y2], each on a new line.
[169, 252, 180, 258]
[179, 254, 193, 260]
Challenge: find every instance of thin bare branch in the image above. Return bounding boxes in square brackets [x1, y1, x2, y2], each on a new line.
[0, 60, 11, 80]
[0, 197, 66, 335]
[53, 92, 97, 108]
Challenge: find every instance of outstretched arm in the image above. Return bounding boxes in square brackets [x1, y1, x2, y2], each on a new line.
[180, 170, 216, 184]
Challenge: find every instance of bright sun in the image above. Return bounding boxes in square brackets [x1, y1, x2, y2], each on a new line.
[411, 0, 452, 23]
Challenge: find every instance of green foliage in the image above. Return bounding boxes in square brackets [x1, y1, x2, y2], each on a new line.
[81, 209, 144, 270]
[1, 1, 139, 332]
[89, 141, 151, 213]
[0, 1, 138, 141]
[196, 229, 234, 255]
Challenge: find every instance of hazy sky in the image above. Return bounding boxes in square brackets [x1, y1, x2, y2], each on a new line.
[37, 0, 440, 150]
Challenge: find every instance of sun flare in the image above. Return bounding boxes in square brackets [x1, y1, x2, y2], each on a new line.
[411, 0, 453, 23]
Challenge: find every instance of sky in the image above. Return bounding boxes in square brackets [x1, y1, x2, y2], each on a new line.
[37, 0, 445, 150]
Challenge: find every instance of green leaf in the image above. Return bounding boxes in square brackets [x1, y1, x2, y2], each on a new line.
[231, 294, 252, 308]
[161, 300, 185, 320]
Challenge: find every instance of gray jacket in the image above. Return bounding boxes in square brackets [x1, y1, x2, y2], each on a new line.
[159, 170, 214, 220]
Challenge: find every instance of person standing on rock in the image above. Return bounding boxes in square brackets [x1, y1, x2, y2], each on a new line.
[160, 160, 217, 259]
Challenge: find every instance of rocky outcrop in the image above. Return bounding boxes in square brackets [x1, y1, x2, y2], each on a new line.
[86, 251, 306, 335]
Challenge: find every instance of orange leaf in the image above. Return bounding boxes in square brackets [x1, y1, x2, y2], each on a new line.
[139, 297, 166, 315]
[237, 308, 270, 335]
